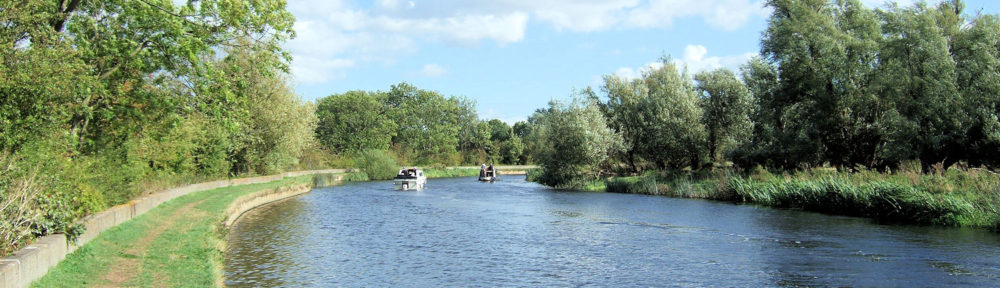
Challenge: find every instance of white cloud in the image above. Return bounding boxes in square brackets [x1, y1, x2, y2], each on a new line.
[377, 0, 400, 9]
[626, 0, 768, 31]
[419, 64, 448, 77]
[284, 0, 769, 85]
[371, 12, 528, 45]
[527, 0, 639, 32]
[285, 1, 531, 84]
[614, 61, 664, 80]
[673, 44, 756, 74]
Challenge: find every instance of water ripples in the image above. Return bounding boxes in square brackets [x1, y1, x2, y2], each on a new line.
[226, 176, 1000, 287]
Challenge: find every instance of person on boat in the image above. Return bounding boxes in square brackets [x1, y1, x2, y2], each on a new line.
[480, 163, 487, 177]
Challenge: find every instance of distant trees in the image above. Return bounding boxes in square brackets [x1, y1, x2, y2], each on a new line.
[313, 83, 527, 166]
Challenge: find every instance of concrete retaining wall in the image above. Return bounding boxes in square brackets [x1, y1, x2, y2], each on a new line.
[223, 182, 325, 228]
[0, 170, 346, 288]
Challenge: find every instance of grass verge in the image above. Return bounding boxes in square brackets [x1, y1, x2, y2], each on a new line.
[31, 176, 315, 288]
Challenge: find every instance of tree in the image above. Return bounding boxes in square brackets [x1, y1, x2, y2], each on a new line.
[733, 57, 782, 168]
[761, 0, 883, 168]
[500, 137, 526, 165]
[513, 121, 531, 138]
[216, 43, 318, 174]
[531, 91, 622, 188]
[596, 58, 708, 171]
[875, 1, 967, 168]
[57, 0, 295, 151]
[953, 11, 1000, 166]
[315, 91, 397, 154]
[384, 82, 466, 165]
[695, 68, 753, 164]
[596, 73, 646, 172]
[486, 119, 513, 143]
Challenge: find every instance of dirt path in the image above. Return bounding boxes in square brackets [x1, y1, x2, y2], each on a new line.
[91, 198, 211, 288]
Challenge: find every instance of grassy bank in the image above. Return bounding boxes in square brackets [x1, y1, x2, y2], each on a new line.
[31, 175, 317, 288]
[600, 168, 1000, 230]
[424, 168, 480, 178]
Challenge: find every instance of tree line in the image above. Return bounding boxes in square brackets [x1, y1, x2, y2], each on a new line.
[527, 0, 1000, 187]
[314, 83, 527, 168]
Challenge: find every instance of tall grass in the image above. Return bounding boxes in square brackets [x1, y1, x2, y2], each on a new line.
[605, 176, 658, 195]
[598, 166, 1000, 230]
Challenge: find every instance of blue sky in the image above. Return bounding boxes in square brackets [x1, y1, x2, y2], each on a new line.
[286, 0, 1000, 124]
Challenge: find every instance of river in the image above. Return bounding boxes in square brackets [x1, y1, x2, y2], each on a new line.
[225, 175, 1000, 287]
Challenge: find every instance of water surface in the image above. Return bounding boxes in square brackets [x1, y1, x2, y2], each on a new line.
[226, 176, 1000, 287]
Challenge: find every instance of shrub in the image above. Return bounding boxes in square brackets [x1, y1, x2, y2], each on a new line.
[354, 150, 399, 180]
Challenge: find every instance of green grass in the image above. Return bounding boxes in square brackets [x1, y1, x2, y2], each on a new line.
[598, 167, 1000, 230]
[31, 176, 315, 288]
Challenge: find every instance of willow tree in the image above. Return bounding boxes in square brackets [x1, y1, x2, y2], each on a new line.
[696, 68, 753, 165]
[953, 12, 1000, 166]
[531, 92, 622, 188]
[761, 0, 883, 168]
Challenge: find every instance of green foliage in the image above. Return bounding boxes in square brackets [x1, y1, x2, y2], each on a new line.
[531, 92, 622, 188]
[605, 175, 658, 195]
[312, 83, 509, 166]
[0, 0, 318, 256]
[500, 137, 526, 165]
[596, 58, 707, 171]
[596, 166, 1000, 229]
[727, 166, 999, 228]
[695, 68, 753, 164]
[386, 83, 465, 165]
[353, 150, 400, 181]
[315, 91, 397, 154]
[215, 43, 319, 175]
[733, 0, 1000, 170]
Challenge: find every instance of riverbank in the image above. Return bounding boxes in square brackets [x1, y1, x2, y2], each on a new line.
[7, 166, 529, 287]
[424, 165, 536, 178]
[592, 167, 1000, 231]
[6, 172, 343, 288]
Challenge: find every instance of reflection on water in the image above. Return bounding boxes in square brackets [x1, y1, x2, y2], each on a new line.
[225, 176, 1000, 287]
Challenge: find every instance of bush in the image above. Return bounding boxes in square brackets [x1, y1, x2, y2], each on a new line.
[354, 150, 399, 180]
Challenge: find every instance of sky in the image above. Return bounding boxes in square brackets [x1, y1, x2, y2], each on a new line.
[285, 0, 1000, 124]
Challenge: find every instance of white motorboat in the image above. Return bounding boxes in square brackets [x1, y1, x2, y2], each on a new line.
[393, 167, 426, 191]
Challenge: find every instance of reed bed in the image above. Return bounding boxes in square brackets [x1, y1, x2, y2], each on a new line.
[600, 166, 1000, 230]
